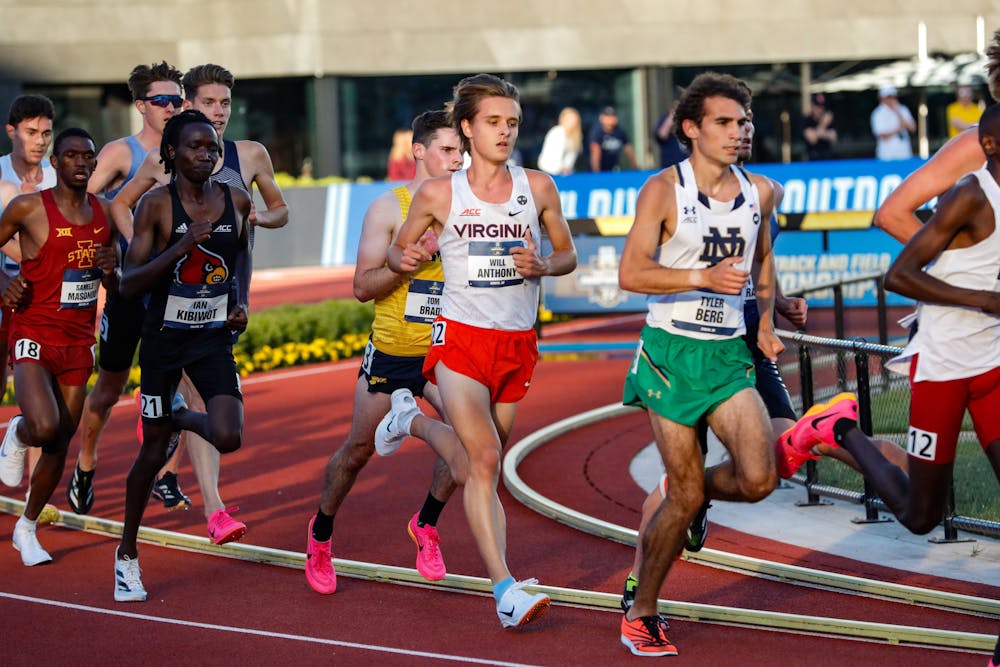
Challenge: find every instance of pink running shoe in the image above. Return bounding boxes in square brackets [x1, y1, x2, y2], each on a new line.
[407, 513, 446, 581]
[305, 516, 336, 594]
[776, 393, 858, 478]
[207, 506, 247, 545]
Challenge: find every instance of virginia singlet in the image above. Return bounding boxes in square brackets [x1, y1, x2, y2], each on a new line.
[370, 185, 444, 356]
[437, 166, 540, 331]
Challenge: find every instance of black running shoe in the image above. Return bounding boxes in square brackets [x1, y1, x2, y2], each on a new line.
[152, 471, 191, 511]
[66, 464, 95, 515]
[685, 501, 711, 553]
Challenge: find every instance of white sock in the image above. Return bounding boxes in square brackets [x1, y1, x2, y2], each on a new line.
[16, 514, 37, 532]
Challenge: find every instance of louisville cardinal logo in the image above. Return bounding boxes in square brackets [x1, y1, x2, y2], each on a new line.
[174, 245, 228, 285]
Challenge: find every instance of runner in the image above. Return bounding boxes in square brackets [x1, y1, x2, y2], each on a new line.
[387, 74, 577, 628]
[113, 110, 251, 601]
[616, 72, 781, 656]
[305, 109, 465, 594]
[0, 128, 116, 564]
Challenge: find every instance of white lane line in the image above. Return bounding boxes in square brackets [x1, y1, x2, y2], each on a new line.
[0, 592, 543, 667]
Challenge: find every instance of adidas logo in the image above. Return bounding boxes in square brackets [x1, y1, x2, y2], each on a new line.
[176, 223, 188, 234]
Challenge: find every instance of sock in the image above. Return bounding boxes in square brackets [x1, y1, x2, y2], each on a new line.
[493, 576, 515, 602]
[312, 509, 334, 542]
[417, 493, 446, 527]
[837, 427, 910, 516]
[16, 514, 37, 531]
[624, 573, 639, 592]
[832, 418, 855, 445]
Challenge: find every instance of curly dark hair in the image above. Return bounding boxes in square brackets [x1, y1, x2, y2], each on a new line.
[673, 73, 752, 151]
[159, 109, 216, 175]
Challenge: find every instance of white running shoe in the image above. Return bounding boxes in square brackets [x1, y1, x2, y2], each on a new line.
[114, 548, 148, 602]
[0, 415, 27, 487]
[12, 519, 52, 566]
[374, 388, 422, 456]
[496, 578, 551, 628]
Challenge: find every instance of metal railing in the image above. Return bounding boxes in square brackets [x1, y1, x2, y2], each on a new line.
[776, 328, 1000, 541]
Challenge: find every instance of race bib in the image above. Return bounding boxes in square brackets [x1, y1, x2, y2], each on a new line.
[60, 268, 101, 309]
[670, 289, 743, 337]
[164, 282, 228, 330]
[404, 279, 444, 324]
[468, 240, 524, 288]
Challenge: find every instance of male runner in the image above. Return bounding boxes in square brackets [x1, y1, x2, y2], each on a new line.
[110, 63, 288, 543]
[387, 74, 577, 628]
[304, 109, 465, 594]
[0, 128, 116, 564]
[783, 104, 1000, 540]
[66, 61, 185, 516]
[620, 105, 808, 612]
[616, 72, 782, 656]
[113, 110, 250, 601]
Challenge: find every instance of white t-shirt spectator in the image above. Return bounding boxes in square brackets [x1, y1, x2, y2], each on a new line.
[870, 102, 915, 160]
[537, 125, 580, 175]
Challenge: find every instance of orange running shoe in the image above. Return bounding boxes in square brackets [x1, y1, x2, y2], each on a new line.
[620, 614, 678, 657]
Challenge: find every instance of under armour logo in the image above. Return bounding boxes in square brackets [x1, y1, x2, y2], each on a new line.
[647, 388, 662, 399]
[683, 206, 696, 215]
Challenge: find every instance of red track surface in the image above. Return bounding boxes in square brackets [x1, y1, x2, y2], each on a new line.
[0, 268, 994, 666]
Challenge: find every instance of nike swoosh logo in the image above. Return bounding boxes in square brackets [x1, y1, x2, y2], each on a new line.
[810, 413, 837, 430]
[94, 227, 105, 234]
[508, 211, 523, 217]
[499, 606, 516, 617]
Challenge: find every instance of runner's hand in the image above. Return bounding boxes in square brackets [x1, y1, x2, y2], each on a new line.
[226, 303, 248, 333]
[776, 295, 807, 328]
[701, 257, 748, 294]
[95, 245, 117, 275]
[2, 274, 30, 311]
[511, 229, 548, 278]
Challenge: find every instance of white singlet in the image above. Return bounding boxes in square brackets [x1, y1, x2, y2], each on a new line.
[887, 167, 1000, 382]
[645, 159, 763, 340]
[437, 166, 541, 331]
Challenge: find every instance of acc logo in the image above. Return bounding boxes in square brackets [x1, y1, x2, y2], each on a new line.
[174, 245, 228, 285]
[516, 195, 527, 205]
[215, 224, 233, 232]
[460, 208, 481, 216]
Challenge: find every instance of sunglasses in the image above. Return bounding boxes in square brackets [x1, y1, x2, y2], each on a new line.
[138, 94, 184, 109]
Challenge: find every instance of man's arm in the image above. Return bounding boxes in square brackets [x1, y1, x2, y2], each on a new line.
[387, 179, 446, 274]
[884, 177, 1000, 312]
[95, 198, 120, 295]
[514, 171, 576, 278]
[353, 190, 406, 302]
[750, 177, 784, 361]
[87, 139, 129, 195]
[240, 140, 289, 229]
[110, 151, 167, 242]
[121, 189, 210, 299]
[619, 174, 748, 295]
[589, 141, 602, 172]
[873, 129, 983, 243]
[0, 194, 32, 249]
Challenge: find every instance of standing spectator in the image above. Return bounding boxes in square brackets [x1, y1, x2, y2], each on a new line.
[946, 84, 983, 138]
[870, 85, 916, 160]
[589, 105, 639, 172]
[801, 93, 837, 160]
[652, 108, 687, 168]
[537, 107, 583, 175]
[386, 128, 416, 181]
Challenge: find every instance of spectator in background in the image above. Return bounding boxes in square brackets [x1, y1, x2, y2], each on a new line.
[386, 128, 416, 181]
[589, 105, 639, 171]
[946, 84, 983, 138]
[802, 93, 837, 160]
[537, 107, 583, 175]
[652, 107, 687, 168]
[871, 85, 916, 160]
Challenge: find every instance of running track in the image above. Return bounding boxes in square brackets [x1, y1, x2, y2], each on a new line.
[0, 268, 994, 666]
